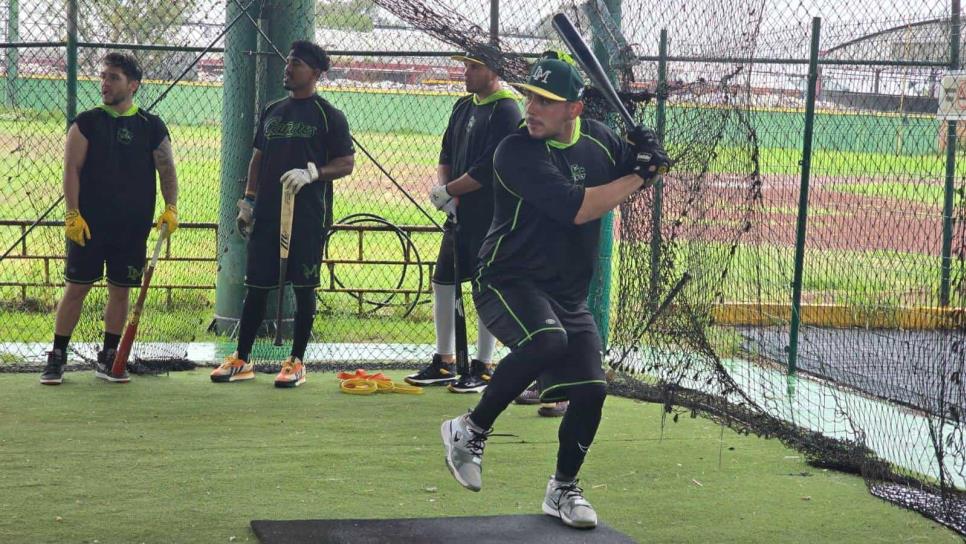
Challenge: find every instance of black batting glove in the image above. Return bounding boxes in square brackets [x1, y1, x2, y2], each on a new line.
[626, 126, 671, 181]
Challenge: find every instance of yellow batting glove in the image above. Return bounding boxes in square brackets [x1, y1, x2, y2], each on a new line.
[64, 209, 91, 247]
[156, 203, 178, 236]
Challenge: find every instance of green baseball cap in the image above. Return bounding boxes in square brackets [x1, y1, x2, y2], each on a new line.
[450, 52, 487, 66]
[511, 53, 584, 102]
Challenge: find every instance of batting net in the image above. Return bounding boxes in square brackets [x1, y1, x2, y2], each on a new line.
[0, 0, 963, 533]
[371, 0, 966, 532]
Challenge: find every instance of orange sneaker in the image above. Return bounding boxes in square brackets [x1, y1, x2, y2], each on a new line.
[274, 357, 306, 388]
[210, 352, 255, 383]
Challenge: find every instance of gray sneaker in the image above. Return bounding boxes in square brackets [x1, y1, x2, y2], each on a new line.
[542, 477, 598, 529]
[440, 414, 490, 492]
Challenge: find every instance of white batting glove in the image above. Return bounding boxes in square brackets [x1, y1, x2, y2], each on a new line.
[280, 162, 319, 194]
[430, 184, 456, 212]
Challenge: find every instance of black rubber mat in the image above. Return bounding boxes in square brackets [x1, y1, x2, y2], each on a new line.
[251, 514, 637, 543]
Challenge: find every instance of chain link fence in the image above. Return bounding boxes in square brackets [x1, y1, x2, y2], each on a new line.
[0, 0, 963, 534]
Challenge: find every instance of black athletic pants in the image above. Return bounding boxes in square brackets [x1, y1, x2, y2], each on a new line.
[470, 330, 607, 480]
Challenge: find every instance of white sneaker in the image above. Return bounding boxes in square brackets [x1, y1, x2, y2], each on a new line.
[440, 414, 490, 492]
[542, 476, 598, 529]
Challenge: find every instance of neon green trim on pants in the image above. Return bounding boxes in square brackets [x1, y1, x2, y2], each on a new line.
[540, 379, 607, 402]
[487, 284, 566, 347]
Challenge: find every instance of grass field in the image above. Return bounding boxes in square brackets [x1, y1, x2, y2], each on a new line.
[0, 105, 962, 542]
[0, 237, 944, 347]
[0, 111, 960, 347]
[0, 370, 959, 543]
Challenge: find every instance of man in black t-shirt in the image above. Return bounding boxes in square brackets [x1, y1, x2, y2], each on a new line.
[40, 52, 179, 385]
[210, 41, 355, 388]
[440, 52, 670, 529]
[405, 52, 521, 394]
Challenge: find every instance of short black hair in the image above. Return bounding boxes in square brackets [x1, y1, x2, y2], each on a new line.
[102, 52, 143, 82]
[290, 40, 331, 72]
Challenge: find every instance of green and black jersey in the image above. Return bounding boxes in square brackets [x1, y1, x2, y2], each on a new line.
[439, 90, 522, 239]
[73, 105, 169, 230]
[252, 94, 354, 231]
[475, 117, 636, 305]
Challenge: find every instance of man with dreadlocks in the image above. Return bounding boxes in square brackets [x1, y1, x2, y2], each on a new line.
[210, 40, 355, 388]
[440, 52, 669, 529]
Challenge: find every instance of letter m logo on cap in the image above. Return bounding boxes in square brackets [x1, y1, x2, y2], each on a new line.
[531, 65, 552, 84]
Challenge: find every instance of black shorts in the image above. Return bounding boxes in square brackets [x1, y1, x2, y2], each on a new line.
[64, 223, 150, 287]
[473, 280, 605, 401]
[245, 223, 326, 289]
[432, 225, 485, 285]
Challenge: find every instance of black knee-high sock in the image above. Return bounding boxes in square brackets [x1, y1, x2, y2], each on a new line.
[53, 334, 70, 352]
[103, 332, 121, 351]
[291, 287, 316, 360]
[237, 288, 269, 361]
[470, 332, 568, 429]
[555, 382, 606, 481]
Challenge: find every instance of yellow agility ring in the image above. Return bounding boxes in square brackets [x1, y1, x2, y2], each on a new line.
[337, 370, 424, 396]
[339, 378, 379, 395]
[388, 382, 423, 395]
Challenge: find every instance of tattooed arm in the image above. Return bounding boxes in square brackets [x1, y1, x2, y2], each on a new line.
[153, 136, 178, 206]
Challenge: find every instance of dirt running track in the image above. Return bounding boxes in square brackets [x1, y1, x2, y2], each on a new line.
[344, 167, 960, 257]
[635, 173, 958, 256]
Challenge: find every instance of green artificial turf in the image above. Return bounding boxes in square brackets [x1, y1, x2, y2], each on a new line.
[0, 371, 958, 543]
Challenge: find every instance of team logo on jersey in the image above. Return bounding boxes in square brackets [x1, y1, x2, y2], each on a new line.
[531, 65, 553, 84]
[117, 127, 133, 145]
[264, 117, 318, 140]
[126, 265, 142, 281]
[466, 115, 476, 132]
[302, 264, 320, 279]
[570, 164, 586, 183]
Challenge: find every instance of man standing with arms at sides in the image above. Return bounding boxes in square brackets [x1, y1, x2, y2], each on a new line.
[439, 52, 670, 528]
[210, 41, 354, 388]
[40, 52, 178, 385]
[405, 52, 521, 393]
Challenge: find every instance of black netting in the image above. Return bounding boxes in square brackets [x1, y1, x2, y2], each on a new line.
[0, 0, 963, 534]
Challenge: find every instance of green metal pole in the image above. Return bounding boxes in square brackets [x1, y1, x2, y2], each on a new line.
[587, 0, 621, 350]
[649, 29, 668, 309]
[264, 0, 313, 104]
[212, 0, 260, 334]
[66, 0, 77, 125]
[5, 0, 18, 108]
[255, 6, 270, 114]
[489, 0, 499, 46]
[788, 17, 822, 390]
[940, 0, 960, 307]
